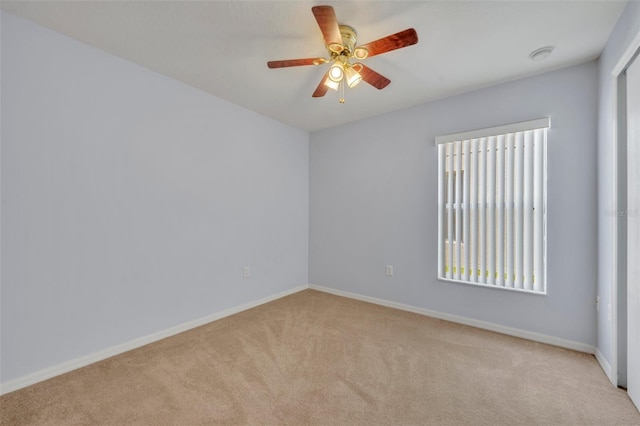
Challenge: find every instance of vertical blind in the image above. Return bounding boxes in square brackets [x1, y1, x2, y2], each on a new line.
[436, 118, 549, 294]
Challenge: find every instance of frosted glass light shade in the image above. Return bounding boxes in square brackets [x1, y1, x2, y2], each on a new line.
[345, 66, 362, 88]
[324, 78, 339, 91]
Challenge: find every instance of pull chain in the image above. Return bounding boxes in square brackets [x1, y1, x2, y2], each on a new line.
[339, 79, 345, 103]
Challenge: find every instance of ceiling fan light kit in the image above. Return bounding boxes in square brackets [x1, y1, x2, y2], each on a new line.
[267, 5, 418, 103]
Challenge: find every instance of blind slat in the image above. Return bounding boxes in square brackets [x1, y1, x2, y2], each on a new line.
[505, 133, 515, 288]
[478, 137, 487, 284]
[463, 140, 471, 281]
[455, 141, 463, 280]
[523, 130, 534, 290]
[496, 135, 505, 286]
[533, 129, 545, 292]
[514, 132, 524, 289]
[447, 143, 454, 279]
[437, 144, 446, 278]
[486, 136, 496, 285]
[469, 138, 478, 283]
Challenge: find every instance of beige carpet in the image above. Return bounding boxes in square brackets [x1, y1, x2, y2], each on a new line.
[1, 289, 639, 425]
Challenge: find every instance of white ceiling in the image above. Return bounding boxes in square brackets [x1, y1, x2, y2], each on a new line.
[1, 1, 627, 132]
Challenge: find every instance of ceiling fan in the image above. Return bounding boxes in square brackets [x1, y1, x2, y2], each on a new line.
[267, 5, 418, 103]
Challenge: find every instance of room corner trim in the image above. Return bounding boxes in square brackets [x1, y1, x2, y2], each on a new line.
[595, 348, 614, 385]
[0, 285, 309, 396]
[309, 284, 596, 354]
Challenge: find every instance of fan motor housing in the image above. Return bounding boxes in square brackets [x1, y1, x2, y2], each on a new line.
[338, 25, 357, 54]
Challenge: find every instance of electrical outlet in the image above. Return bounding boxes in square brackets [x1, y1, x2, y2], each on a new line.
[385, 265, 393, 276]
[243, 266, 250, 278]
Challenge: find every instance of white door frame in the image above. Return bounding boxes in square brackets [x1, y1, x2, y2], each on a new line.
[610, 29, 640, 388]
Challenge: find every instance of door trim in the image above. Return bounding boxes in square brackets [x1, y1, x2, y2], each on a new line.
[609, 29, 640, 387]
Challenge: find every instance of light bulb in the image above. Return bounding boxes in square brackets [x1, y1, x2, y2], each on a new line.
[328, 62, 344, 82]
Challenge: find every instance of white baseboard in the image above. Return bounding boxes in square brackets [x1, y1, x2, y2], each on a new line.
[3, 283, 599, 395]
[309, 284, 596, 354]
[0, 285, 308, 395]
[595, 348, 614, 384]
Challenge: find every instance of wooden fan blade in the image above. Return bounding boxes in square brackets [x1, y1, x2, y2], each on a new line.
[357, 28, 418, 58]
[312, 5, 343, 53]
[355, 64, 390, 90]
[267, 58, 326, 68]
[312, 72, 331, 98]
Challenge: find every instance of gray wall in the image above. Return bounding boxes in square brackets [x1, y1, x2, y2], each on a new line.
[596, 1, 640, 372]
[310, 62, 599, 346]
[1, 12, 309, 383]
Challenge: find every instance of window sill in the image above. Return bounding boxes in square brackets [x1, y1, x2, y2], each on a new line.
[437, 277, 547, 296]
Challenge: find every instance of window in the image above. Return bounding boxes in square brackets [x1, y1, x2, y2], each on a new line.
[436, 118, 549, 294]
